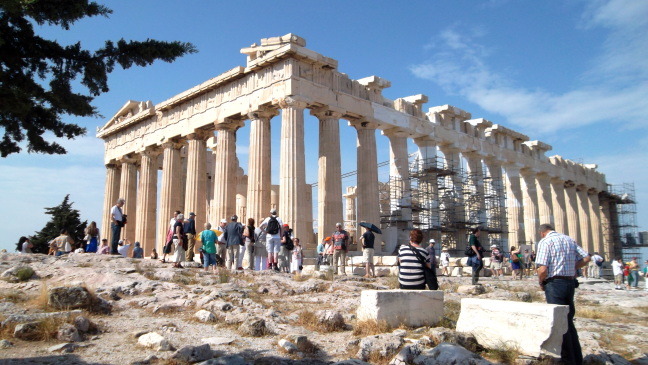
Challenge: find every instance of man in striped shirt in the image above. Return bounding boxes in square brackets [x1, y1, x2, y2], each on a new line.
[536, 223, 590, 365]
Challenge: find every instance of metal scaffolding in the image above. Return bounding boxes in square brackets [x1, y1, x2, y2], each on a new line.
[604, 183, 640, 262]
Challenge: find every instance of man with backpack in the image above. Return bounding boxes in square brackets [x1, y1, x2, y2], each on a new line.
[260, 208, 283, 271]
[332, 223, 350, 276]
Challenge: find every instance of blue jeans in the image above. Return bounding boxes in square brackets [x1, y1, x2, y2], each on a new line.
[630, 271, 639, 287]
[470, 256, 483, 285]
[111, 223, 121, 254]
[544, 278, 583, 365]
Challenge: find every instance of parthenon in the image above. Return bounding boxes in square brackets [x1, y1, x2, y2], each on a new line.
[98, 34, 616, 258]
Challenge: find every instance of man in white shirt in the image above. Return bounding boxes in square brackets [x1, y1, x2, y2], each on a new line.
[117, 238, 132, 258]
[110, 198, 125, 254]
[589, 252, 604, 279]
[259, 209, 283, 271]
[612, 257, 623, 290]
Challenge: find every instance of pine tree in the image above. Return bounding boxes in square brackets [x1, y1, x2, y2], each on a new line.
[31, 195, 87, 254]
[0, 0, 197, 157]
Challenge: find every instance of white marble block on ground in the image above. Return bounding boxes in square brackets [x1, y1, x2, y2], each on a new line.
[356, 290, 444, 328]
[456, 298, 568, 358]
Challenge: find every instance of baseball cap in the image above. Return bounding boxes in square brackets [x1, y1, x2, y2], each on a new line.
[189, 212, 196, 216]
[429, 239, 436, 243]
[220, 219, 227, 223]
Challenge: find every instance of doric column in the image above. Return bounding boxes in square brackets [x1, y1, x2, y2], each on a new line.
[503, 163, 525, 249]
[101, 163, 121, 246]
[439, 145, 465, 249]
[385, 130, 412, 248]
[344, 186, 357, 240]
[599, 194, 614, 257]
[464, 152, 486, 227]
[247, 107, 278, 223]
[119, 156, 138, 242]
[564, 181, 581, 243]
[414, 137, 439, 230]
[311, 107, 344, 246]
[536, 173, 553, 228]
[352, 120, 381, 253]
[135, 148, 160, 256]
[483, 158, 506, 234]
[184, 131, 210, 237]
[278, 97, 308, 240]
[550, 178, 568, 235]
[520, 169, 540, 245]
[588, 188, 603, 254]
[576, 184, 593, 253]
[212, 120, 242, 223]
[157, 141, 182, 253]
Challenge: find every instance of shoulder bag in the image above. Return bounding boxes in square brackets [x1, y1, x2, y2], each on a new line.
[407, 244, 439, 290]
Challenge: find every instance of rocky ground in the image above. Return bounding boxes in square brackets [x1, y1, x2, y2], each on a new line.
[0, 253, 646, 365]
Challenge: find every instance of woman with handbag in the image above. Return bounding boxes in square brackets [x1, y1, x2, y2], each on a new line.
[510, 246, 522, 280]
[84, 221, 100, 253]
[397, 229, 431, 290]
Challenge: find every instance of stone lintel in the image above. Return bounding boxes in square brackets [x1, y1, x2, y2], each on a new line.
[402, 94, 429, 106]
[357, 76, 391, 91]
[466, 118, 493, 129]
[427, 104, 471, 120]
[488, 124, 529, 141]
[356, 290, 444, 328]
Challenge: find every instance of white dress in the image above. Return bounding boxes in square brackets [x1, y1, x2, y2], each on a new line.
[291, 246, 302, 273]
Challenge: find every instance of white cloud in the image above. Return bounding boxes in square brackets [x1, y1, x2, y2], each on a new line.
[410, 0, 648, 134]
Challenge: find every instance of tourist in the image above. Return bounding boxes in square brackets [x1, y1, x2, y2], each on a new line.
[523, 249, 533, 277]
[52, 229, 74, 256]
[199, 222, 218, 274]
[590, 252, 604, 279]
[397, 229, 430, 289]
[242, 217, 256, 270]
[259, 209, 283, 271]
[110, 198, 126, 254]
[253, 224, 268, 271]
[84, 221, 100, 253]
[612, 257, 623, 290]
[117, 238, 131, 257]
[331, 223, 350, 276]
[183, 212, 197, 262]
[216, 219, 227, 266]
[440, 247, 450, 276]
[172, 214, 186, 268]
[426, 238, 437, 270]
[132, 241, 143, 258]
[97, 239, 110, 255]
[161, 211, 181, 263]
[223, 215, 244, 271]
[490, 245, 504, 279]
[643, 260, 648, 291]
[291, 237, 303, 274]
[468, 227, 484, 285]
[316, 237, 326, 269]
[624, 262, 631, 290]
[16, 236, 33, 254]
[150, 247, 158, 260]
[279, 224, 293, 273]
[361, 226, 376, 278]
[324, 237, 334, 265]
[536, 223, 589, 365]
[628, 257, 640, 290]
[510, 246, 522, 280]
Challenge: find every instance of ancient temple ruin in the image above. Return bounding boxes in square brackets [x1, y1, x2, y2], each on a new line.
[98, 34, 616, 257]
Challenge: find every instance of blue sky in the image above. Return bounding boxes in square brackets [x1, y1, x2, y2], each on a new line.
[1, 0, 646, 251]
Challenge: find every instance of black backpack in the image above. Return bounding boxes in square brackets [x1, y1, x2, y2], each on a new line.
[267, 216, 280, 235]
[283, 231, 294, 251]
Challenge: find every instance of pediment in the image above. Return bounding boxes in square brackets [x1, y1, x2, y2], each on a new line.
[97, 100, 154, 134]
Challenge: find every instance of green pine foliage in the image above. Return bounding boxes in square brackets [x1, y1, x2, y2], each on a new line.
[0, 0, 197, 157]
[30, 195, 87, 253]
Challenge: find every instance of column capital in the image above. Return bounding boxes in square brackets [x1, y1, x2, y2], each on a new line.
[310, 106, 344, 120]
[413, 136, 440, 147]
[503, 162, 525, 172]
[248, 105, 279, 121]
[185, 130, 213, 142]
[564, 180, 576, 189]
[576, 184, 588, 192]
[118, 154, 139, 165]
[105, 162, 120, 169]
[462, 150, 485, 160]
[587, 187, 599, 195]
[276, 96, 309, 110]
[139, 146, 162, 159]
[349, 119, 379, 130]
[381, 128, 411, 139]
[214, 119, 244, 131]
[438, 144, 460, 154]
[160, 140, 183, 150]
[520, 167, 539, 177]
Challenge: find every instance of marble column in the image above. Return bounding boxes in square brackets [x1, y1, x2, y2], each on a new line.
[102, 163, 121, 247]
[598, 194, 614, 257]
[157, 141, 182, 254]
[564, 181, 581, 243]
[135, 148, 160, 256]
[588, 189, 603, 254]
[278, 97, 308, 240]
[536, 173, 554, 228]
[344, 186, 357, 240]
[386, 130, 412, 247]
[353, 120, 381, 253]
[576, 184, 593, 252]
[439, 145, 465, 249]
[212, 121, 241, 223]
[247, 107, 277, 224]
[503, 163, 525, 249]
[119, 156, 138, 242]
[464, 152, 486, 227]
[550, 178, 568, 235]
[184, 131, 210, 241]
[414, 138, 439, 230]
[520, 169, 540, 245]
[483, 158, 506, 234]
[312, 107, 344, 246]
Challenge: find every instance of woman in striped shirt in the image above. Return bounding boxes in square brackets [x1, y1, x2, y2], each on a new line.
[397, 229, 431, 289]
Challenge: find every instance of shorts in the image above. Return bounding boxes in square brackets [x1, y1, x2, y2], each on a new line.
[441, 261, 449, 267]
[266, 236, 281, 254]
[614, 274, 622, 282]
[203, 253, 218, 267]
[511, 261, 521, 270]
[491, 261, 502, 270]
[363, 248, 374, 264]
